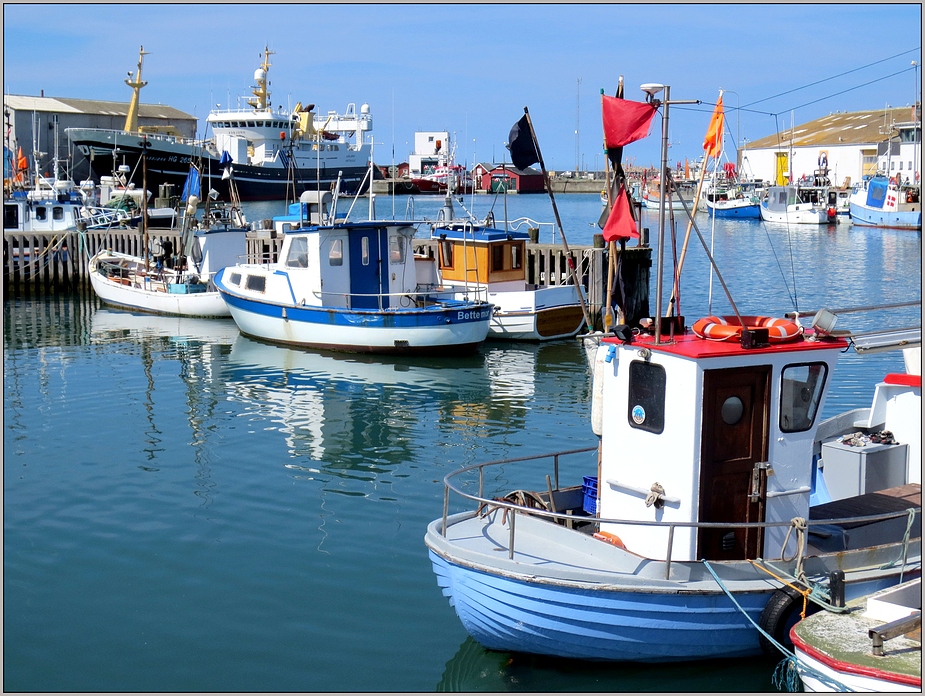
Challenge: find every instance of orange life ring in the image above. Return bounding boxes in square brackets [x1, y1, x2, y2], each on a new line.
[906, 191, 915, 203]
[692, 315, 803, 344]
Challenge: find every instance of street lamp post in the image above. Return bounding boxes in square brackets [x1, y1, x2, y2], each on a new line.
[720, 88, 740, 171]
[913, 61, 920, 184]
[641, 82, 699, 345]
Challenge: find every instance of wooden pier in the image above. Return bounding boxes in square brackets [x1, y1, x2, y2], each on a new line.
[4, 228, 651, 329]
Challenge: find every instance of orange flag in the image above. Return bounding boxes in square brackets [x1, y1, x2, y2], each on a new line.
[702, 93, 724, 158]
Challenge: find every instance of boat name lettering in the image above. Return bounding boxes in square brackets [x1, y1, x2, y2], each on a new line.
[456, 309, 491, 321]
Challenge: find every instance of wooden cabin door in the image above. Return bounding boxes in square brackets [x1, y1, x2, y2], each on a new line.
[697, 366, 770, 560]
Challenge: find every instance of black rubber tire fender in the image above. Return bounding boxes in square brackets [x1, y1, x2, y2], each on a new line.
[757, 586, 820, 656]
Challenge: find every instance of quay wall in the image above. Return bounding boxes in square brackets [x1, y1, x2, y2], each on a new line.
[3, 228, 651, 330]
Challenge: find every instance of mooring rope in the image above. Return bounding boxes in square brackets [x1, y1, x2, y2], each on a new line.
[701, 559, 852, 692]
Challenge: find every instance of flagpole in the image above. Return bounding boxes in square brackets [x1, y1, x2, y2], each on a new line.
[666, 91, 723, 318]
[522, 107, 594, 333]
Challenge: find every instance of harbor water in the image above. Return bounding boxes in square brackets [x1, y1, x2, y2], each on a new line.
[4, 194, 921, 692]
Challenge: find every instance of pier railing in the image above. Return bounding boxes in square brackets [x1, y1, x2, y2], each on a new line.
[3, 229, 652, 330]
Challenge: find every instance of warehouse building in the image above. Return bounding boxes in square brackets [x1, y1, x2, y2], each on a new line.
[3, 93, 196, 182]
[741, 104, 921, 188]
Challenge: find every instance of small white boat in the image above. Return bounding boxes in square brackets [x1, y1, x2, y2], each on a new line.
[849, 176, 922, 230]
[790, 577, 921, 692]
[215, 191, 492, 355]
[89, 199, 248, 317]
[760, 184, 837, 224]
[428, 199, 585, 342]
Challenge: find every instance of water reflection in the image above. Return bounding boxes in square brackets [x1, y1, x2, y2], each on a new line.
[437, 635, 784, 693]
[221, 336, 558, 470]
[88, 308, 240, 503]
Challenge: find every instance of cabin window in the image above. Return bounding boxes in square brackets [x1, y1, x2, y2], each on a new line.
[361, 237, 370, 266]
[53, 207, 65, 221]
[389, 235, 406, 264]
[328, 239, 344, 266]
[439, 240, 453, 268]
[35, 206, 48, 221]
[286, 236, 309, 268]
[229, 272, 241, 286]
[492, 245, 505, 271]
[511, 244, 522, 270]
[627, 360, 666, 434]
[245, 274, 266, 292]
[780, 362, 828, 432]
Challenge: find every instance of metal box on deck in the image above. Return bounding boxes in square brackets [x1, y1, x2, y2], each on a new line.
[819, 440, 908, 501]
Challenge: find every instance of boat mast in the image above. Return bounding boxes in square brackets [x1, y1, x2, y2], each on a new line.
[124, 46, 149, 134]
[247, 46, 273, 111]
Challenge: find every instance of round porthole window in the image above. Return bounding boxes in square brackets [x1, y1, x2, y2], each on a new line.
[722, 396, 744, 425]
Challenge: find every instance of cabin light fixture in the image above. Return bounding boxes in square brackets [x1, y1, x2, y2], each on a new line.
[812, 308, 838, 337]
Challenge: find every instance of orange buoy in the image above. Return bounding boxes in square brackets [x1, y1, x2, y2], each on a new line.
[593, 531, 627, 550]
[692, 315, 803, 344]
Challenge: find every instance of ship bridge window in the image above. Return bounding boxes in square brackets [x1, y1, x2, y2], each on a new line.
[439, 240, 453, 269]
[229, 272, 242, 286]
[286, 236, 309, 268]
[492, 245, 505, 271]
[512, 243, 522, 270]
[328, 239, 343, 266]
[780, 362, 828, 432]
[627, 360, 666, 434]
[245, 274, 266, 293]
[35, 206, 48, 221]
[389, 234, 406, 264]
[53, 207, 65, 220]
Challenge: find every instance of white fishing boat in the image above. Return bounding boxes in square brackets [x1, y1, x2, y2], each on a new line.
[88, 182, 248, 317]
[760, 181, 838, 225]
[849, 176, 922, 230]
[424, 81, 921, 663]
[428, 196, 585, 342]
[214, 191, 492, 355]
[790, 577, 921, 692]
[67, 46, 373, 201]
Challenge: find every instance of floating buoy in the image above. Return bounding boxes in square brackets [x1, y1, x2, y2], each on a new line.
[692, 316, 802, 344]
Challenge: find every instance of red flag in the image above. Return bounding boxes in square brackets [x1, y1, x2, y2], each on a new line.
[702, 93, 724, 158]
[602, 96, 658, 148]
[602, 183, 639, 242]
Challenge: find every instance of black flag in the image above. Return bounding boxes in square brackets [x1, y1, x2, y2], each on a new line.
[507, 115, 539, 170]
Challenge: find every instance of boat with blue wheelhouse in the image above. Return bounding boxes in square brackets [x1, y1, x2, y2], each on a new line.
[848, 175, 922, 230]
[214, 191, 492, 354]
[424, 81, 921, 664]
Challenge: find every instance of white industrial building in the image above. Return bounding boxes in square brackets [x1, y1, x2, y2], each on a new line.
[740, 105, 921, 188]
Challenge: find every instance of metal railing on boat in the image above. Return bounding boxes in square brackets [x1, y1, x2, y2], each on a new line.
[439, 448, 921, 580]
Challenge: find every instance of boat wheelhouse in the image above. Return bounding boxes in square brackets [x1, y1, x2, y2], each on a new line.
[431, 220, 584, 341]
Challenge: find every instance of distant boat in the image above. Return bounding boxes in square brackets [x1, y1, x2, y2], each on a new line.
[67, 46, 373, 201]
[705, 196, 761, 219]
[790, 577, 921, 692]
[848, 176, 922, 230]
[406, 132, 474, 195]
[760, 184, 837, 224]
[214, 191, 493, 355]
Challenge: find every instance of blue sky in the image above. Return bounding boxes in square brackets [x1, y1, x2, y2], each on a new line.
[3, 3, 921, 170]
